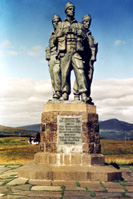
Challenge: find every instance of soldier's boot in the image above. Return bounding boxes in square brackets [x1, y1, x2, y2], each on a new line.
[81, 93, 87, 103]
[53, 91, 61, 99]
[60, 92, 69, 101]
[74, 94, 80, 101]
[87, 96, 94, 105]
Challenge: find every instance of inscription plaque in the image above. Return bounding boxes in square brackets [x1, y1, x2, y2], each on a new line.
[58, 116, 82, 145]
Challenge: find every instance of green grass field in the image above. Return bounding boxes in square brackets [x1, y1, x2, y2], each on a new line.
[0, 137, 133, 164]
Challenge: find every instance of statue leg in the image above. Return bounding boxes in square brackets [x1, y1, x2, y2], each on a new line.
[60, 53, 72, 96]
[72, 54, 87, 94]
[73, 79, 80, 100]
[87, 61, 94, 99]
[53, 60, 62, 99]
[48, 56, 55, 95]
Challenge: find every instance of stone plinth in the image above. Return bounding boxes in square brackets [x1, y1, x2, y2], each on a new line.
[40, 101, 100, 154]
[18, 101, 122, 182]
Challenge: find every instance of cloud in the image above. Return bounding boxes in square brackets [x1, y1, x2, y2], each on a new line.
[0, 40, 14, 49]
[91, 78, 133, 123]
[0, 40, 19, 57]
[0, 78, 52, 127]
[114, 40, 126, 46]
[27, 45, 43, 56]
[0, 78, 133, 127]
[8, 51, 20, 56]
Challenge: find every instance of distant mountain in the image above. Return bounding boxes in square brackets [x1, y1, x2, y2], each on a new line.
[99, 119, 133, 140]
[0, 125, 39, 137]
[1, 118, 133, 139]
[18, 124, 41, 132]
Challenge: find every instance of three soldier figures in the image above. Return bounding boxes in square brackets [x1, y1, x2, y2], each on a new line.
[46, 2, 98, 103]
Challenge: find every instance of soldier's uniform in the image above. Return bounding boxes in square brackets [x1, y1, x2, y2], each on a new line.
[73, 30, 98, 100]
[86, 30, 98, 85]
[46, 30, 61, 98]
[55, 17, 88, 99]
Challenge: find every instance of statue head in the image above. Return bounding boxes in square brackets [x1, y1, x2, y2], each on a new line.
[65, 2, 75, 18]
[82, 14, 92, 30]
[52, 15, 61, 29]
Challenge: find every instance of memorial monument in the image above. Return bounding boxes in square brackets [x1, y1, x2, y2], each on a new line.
[18, 2, 122, 183]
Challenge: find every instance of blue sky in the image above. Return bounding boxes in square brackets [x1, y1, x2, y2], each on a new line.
[0, 0, 133, 126]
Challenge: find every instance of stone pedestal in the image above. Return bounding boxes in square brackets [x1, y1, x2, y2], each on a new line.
[18, 101, 122, 182]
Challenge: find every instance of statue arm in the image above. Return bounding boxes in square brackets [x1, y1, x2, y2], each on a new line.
[88, 36, 98, 62]
[45, 47, 51, 61]
[53, 22, 64, 45]
[77, 24, 87, 39]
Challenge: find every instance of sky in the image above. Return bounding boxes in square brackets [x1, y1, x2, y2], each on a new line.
[0, 0, 133, 127]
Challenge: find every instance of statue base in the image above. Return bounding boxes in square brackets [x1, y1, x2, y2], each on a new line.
[18, 101, 122, 182]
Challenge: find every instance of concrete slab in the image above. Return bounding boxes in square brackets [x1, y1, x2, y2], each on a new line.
[95, 192, 122, 197]
[11, 190, 32, 196]
[7, 178, 28, 185]
[31, 185, 62, 191]
[29, 191, 62, 197]
[29, 179, 51, 186]
[79, 181, 100, 187]
[11, 184, 31, 191]
[79, 181, 105, 191]
[65, 186, 85, 191]
[52, 181, 76, 186]
[2, 195, 23, 198]
[0, 187, 8, 192]
[64, 190, 90, 197]
[87, 186, 105, 191]
[0, 172, 17, 178]
[103, 182, 123, 188]
[127, 193, 133, 197]
[125, 186, 133, 192]
[107, 187, 125, 192]
[0, 168, 8, 174]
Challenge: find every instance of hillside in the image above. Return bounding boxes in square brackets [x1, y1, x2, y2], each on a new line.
[0, 125, 39, 137]
[19, 124, 41, 132]
[0, 118, 133, 139]
[18, 119, 133, 140]
[99, 119, 133, 140]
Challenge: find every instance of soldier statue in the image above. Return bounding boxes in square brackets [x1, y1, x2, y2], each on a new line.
[73, 14, 98, 103]
[53, 2, 88, 102]
[46, 15, 62, 99]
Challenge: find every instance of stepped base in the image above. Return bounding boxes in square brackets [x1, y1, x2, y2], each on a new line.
[18, 161, 122, 182]
[18, 102, 122, 183]
[34, 152, 105, 165]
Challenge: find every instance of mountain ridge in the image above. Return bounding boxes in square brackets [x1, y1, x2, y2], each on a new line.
[0, 118, 133, 140]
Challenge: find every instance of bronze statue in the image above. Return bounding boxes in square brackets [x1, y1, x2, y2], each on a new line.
[53, 2, 88, 102]
[46, 15, 62, 99]
[73, 14, 98, 103]
[46, 3, 98, 103]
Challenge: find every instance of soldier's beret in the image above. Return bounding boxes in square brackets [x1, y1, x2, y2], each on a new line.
[65, 2, 75, 12]
[52, 15, 61, 22]
[82, 14, 92, 22]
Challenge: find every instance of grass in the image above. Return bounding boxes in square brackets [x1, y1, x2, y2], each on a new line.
[100, 181, 108, 192]
[121, 192, 129, 197]
[0, 137, 39, 164]
[101, 140, 133, 164]
[0, 137, 133, 164]
[61, 185, 65, 198]
[1, 176, 16, 186]
[90, 191, 96, 197]
[76, 181, 80, 187]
